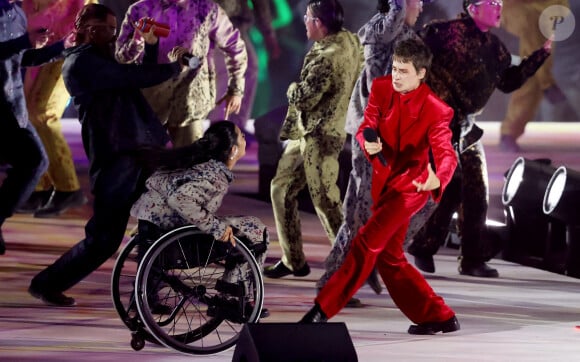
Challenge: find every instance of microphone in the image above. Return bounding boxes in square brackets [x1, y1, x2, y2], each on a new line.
[182, 53, 201, 70]
[363, 128, 387, 166]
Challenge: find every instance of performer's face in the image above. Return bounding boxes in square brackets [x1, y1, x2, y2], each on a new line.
[391, 59, 425, 94]
[234, 126, 247, 160]
[470, 1, 503, 30]
[304, 7, 323, 41]
[405, 0, 423, 26]
[85, 14, 118, 46]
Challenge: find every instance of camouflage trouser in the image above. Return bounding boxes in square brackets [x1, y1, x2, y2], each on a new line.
[271, 134, 344, 271]
[407, 140, 490, 263]
[317, 138, 372, 289]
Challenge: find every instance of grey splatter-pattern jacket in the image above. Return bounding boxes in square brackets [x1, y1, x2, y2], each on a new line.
[345, 0, 417, 135]
[280, 28, 362, 141]
[131, 159, 265, 243]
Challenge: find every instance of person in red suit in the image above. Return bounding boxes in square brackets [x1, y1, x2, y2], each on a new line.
[300, 37, 460, 335]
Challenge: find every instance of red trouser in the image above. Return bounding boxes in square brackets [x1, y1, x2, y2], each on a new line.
[316, 187, 455, 324]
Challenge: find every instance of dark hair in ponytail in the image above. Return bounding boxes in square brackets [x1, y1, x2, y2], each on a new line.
[307, 0, 344, 34]
[138, 121, 238, 173]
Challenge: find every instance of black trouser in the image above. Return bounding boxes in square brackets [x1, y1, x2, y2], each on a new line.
[0, 122, 48, 224]
[31, 155, 144, 293]
[408, 140, 490, 264]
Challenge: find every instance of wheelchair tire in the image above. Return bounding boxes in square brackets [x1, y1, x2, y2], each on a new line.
[111, 234, 159, 346]
[134, 226, 264, 355]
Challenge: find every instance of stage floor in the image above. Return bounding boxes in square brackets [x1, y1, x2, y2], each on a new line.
[1, 121, 580, 361]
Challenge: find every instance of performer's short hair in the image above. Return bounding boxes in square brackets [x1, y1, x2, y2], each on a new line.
[393, 38, 433, 74]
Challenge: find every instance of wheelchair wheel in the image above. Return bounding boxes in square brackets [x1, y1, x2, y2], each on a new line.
[111, 234, 158, 346]
[134, 226, 264, 355]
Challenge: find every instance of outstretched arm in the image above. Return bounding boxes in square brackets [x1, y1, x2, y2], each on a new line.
[21, 40, 64, 67]
[497, 41, 551, 93]
[0, 35, 32, 60]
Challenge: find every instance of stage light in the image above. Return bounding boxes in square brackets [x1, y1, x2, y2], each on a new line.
[543, 166, 580, 278]
[502, 157, 556, 210]
[501, 157, 567, 273]
[543, 166, 580, 224]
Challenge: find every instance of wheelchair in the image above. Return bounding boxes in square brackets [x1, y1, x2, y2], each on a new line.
[111, 224, 266, 355]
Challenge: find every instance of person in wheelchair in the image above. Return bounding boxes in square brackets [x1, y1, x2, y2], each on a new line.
[130, 120, 269, 317]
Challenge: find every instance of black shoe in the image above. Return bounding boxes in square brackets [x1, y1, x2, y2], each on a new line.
[366, 269, 383, 295]
[408, 316, 460, 335]
[413, 255, 435, 273]
[299, 304, 328, 323]
[263, 260, 310, 279]
[15, 189, 53, 213]
[0, 229, 5, 255]
[459, 262, 499, 278]
[344, 297, 363, 308]
[28, 285, 76, 307]
[34, 190, 87, 218]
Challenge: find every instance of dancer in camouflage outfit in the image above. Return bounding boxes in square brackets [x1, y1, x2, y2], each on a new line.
[263, 0, 362, 278]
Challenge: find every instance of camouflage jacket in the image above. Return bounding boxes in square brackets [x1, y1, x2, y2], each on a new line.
[420, 14, 549, 149]
[280, 29, 362, 141]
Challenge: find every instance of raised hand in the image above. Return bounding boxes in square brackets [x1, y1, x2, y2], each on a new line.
[412, 163, 441, 192]
[28, 28, 51, 48]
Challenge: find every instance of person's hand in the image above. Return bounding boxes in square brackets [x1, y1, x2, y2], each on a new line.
[216, 93, 242, 120]
[412, 163, 441, 192]
[543, 35, 553, 53]
[364, 138, 382, 156]
[264, 33, 281, 60]
[135, 18, 158, 45]
[28, 28, 51, 48]
[168, 46, 188, 66]
[220, 226, 236, 246]
[63, 32, 75, 48]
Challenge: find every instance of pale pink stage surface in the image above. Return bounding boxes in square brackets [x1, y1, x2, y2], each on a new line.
[1, 120, 580, 361]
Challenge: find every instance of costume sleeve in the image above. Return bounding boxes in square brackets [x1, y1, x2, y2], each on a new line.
[356, 78, 386, 169]
[427, 106, 457, 202]
[210, 6, 247, 96]
[287, 55, 333, 114]
[21, 40, 65, 66]
[115, 4, 146, 64]
[167, 177, 228, 241]
[0, 35, 32, 60]
[71, 51, 180, 92]
[359, 0, 406, 92]
[497, 47, 550, 93]
[142, 41, 159, 64]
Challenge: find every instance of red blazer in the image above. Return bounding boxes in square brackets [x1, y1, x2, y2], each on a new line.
[356, 75, 457, 206]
